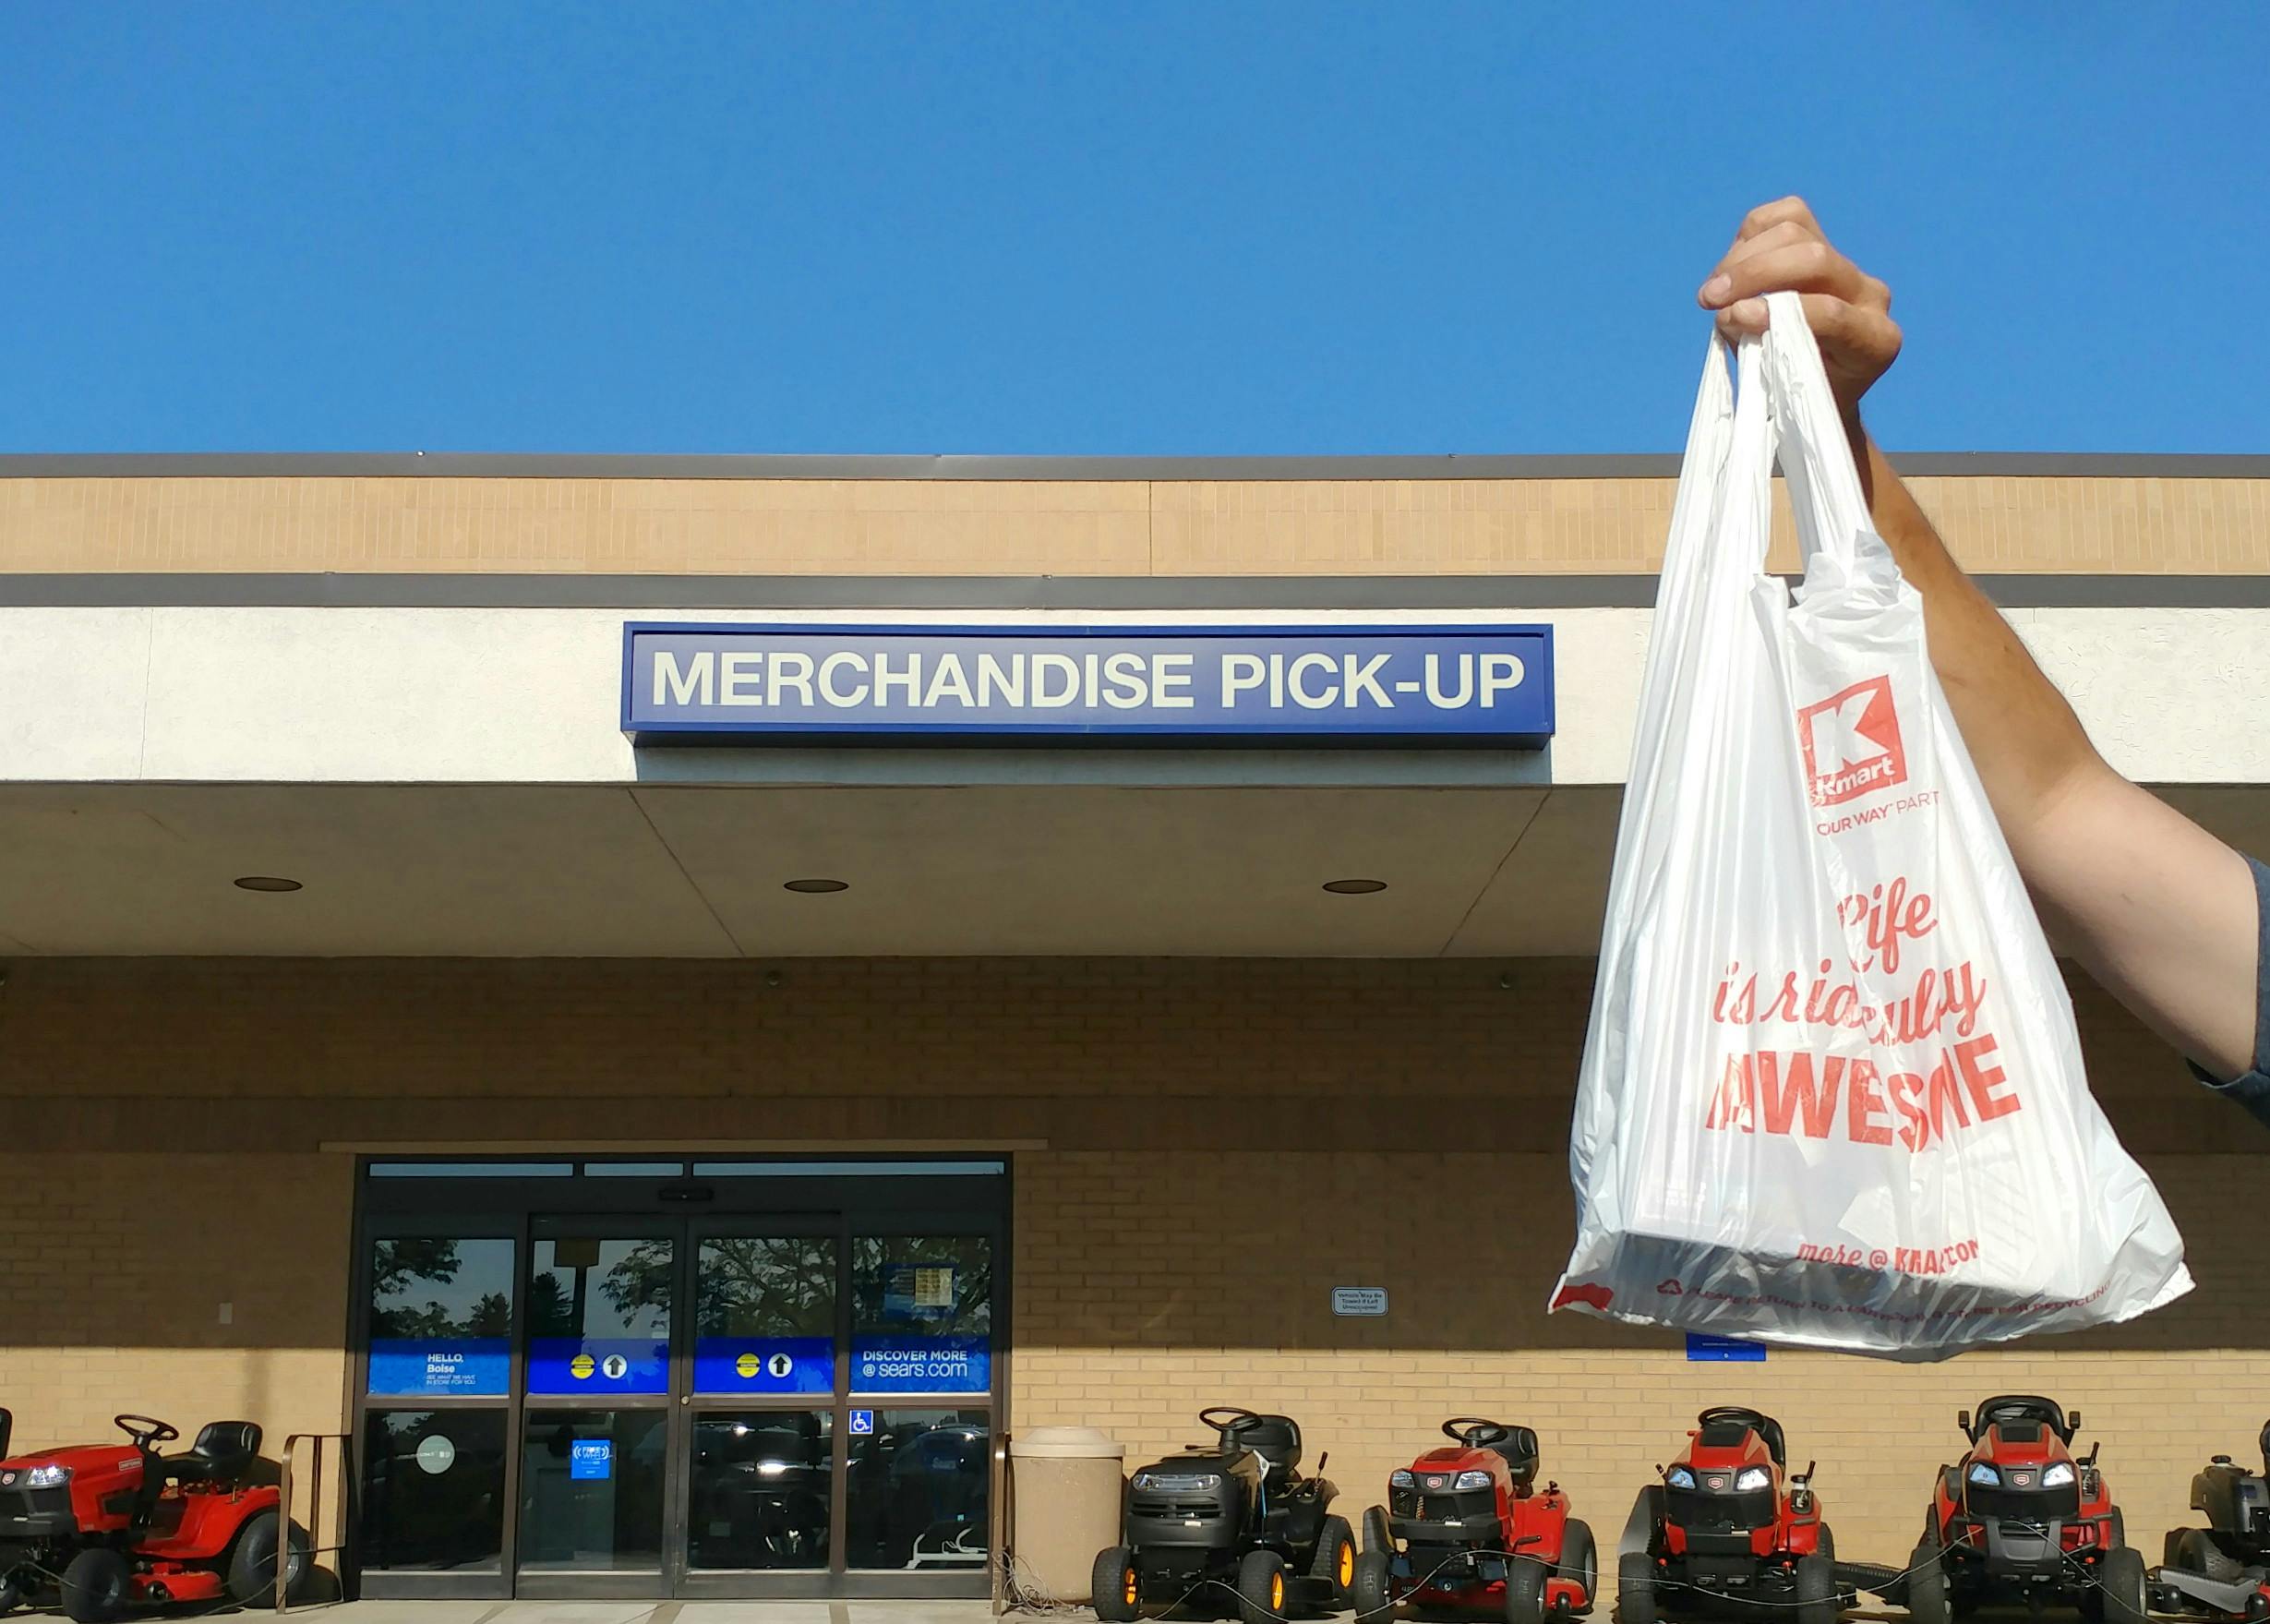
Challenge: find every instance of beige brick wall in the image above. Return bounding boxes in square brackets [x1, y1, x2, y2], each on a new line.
[0, 956, 2262, 1582]
[2, 472, 2265, 576]
[1014, 1149, 2270, 1577]
[0, 1151, 355, 1542]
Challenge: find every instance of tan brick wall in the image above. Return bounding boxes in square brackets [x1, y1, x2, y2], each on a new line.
[0, 956, 2262, 1583]
[0, 1151, 355, 1544]
[1014, 1149, 2270, 1578]
[2, 472, 2265, 576]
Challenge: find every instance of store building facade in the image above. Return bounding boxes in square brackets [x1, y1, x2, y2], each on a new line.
[1, 453, 2267, 1601]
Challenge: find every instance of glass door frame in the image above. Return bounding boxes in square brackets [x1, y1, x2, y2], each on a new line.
[350, 1208, 528, 1601]
[832, 1208, 1002, 1596]
[672, 1212, 847, 1600]
[347, 1157, 1010, 1604]
[512, 1213, 685, 1601]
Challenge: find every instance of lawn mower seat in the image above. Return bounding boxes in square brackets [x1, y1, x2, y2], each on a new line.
[1225, 1413, 1303, 1485]
[1459, 1422, 1541, 1486]
[164, 1421, 263, 1486]
[1699, 1406, 1785, 1468]
[1969, 1395, 2072, 1445]
[1493, 1426, 1541, 1486]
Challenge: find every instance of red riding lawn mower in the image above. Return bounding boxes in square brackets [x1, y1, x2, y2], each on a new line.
[1351, 1417, 1596, 1624]
[1616, 1406, 1841, 1624]
[0, 1411, 311, 1622]
[1902, 1395, 2145, 1624]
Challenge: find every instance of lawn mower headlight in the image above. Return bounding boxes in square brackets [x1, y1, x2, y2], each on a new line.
[1453, 1471, 1494, 1491]
[1968, 1462, 2001, 1486]
[1664, 1466, 1696, 1490]
[1389, 1470, 1416, 1489]
[1735, 1468, 1772, 1493]
[22, 1465, 70, 1488]
[2041, 1463, 2075, 1488]
[1132, 1470, 1219, 1491]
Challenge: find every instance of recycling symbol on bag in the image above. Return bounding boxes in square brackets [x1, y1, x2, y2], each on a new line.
[1656, 1278, 1684, 1296]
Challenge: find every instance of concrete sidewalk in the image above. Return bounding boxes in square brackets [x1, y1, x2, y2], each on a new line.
[277, 1603, 1007, 1624]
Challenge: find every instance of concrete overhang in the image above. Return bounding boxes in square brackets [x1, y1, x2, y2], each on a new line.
[0, 780, 2264, 959]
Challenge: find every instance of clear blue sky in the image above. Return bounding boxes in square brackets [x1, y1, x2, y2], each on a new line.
[4, 4, 2264, 454]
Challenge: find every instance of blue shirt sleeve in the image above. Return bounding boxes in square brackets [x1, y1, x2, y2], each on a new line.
[2191, 853, 2270, 1123]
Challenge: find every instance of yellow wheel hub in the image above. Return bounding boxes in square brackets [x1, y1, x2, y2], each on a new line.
[1339, 1546, 1353, 1586]
[1270, 1572, 1284, 1610]
[1124, 1570, 1137, 1606]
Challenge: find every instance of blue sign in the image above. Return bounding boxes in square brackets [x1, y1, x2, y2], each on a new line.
[526, 1336, 670, 1395]
[849, 1410, 874, 1436]
[853, 1333, 991, 1395]
[367, 1338, 510, 1398]
[1685, 1333, 1767, 1363]
[570, 1439, 613, 1482]
[693, 1335, 835, 1395]
[621, 623, 1555, 744]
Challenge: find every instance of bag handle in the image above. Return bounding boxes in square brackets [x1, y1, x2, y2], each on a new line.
[1654, 335, 1736, 607]
[1758, 290, 1881, 577]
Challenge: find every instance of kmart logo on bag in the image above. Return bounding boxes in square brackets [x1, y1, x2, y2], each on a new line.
[1798, 677, 1908, 807]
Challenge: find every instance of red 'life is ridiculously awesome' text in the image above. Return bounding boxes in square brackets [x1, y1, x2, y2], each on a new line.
[1700, 877, 2019, 1149]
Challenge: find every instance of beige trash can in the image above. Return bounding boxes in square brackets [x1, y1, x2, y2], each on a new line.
[1010, 1426, 1127, 1604]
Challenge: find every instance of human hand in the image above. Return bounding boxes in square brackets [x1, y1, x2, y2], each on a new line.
[1697, 197, 1902, 417]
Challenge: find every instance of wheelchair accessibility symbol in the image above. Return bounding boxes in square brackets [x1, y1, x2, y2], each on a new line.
[766, 1352, 795, 1379]
[849, 1410, 874, 1436]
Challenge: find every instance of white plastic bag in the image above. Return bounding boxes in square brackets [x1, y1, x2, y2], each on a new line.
[1551, 294, 2190, 1355]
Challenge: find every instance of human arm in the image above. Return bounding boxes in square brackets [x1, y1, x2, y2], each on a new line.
[1697, 198, 2263, 1083]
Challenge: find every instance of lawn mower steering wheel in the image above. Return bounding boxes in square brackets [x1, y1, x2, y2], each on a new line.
[114, 1414, 179, 1450]
[1199, 1406, 1262, 1439]
[1443, 1417, 1508, 1445]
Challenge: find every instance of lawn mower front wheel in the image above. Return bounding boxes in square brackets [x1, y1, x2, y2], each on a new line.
[60, 1548, 128, 1624]
[1795, 1553, 1837, 1624]
[1092, 1546, 1139, 1622]
[1613, 1553, 1654, 1624]
[1904, 1542, 1950, 1624]
[2095, 1546, 2149, 1624]
[1351, 1549, 1394, 1623]
[1237, 1549, 1287, 1624]
[1504, 1556, 1548, 1624]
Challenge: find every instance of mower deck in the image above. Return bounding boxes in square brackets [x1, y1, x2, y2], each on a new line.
[2153, 1564, 2270, 1619]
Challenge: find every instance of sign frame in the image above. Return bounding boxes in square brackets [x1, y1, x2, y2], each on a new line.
[620, 620, 1556, 746]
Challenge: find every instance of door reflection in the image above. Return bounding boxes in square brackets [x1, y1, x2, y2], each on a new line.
[687, 1410, 835, 1570]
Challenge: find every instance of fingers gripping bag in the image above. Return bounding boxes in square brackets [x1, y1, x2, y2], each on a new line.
[1550, 294, 2189, 1356]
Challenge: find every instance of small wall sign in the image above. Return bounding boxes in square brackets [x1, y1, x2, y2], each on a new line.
[1331, 1287, 1388, 1317]
[1684, 1332, 1766, 1362]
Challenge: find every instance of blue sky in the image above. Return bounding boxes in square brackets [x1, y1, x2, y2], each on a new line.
[3, 4, 2264, 454]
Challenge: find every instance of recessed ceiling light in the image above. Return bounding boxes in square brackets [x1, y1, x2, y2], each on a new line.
[234, 875, 303, 893]
[1321, 878, 1387, 895]
[782, 878, 849, 894]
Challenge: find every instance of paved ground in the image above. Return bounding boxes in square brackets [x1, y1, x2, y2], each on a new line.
[274, 1603, 1006, 1624]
